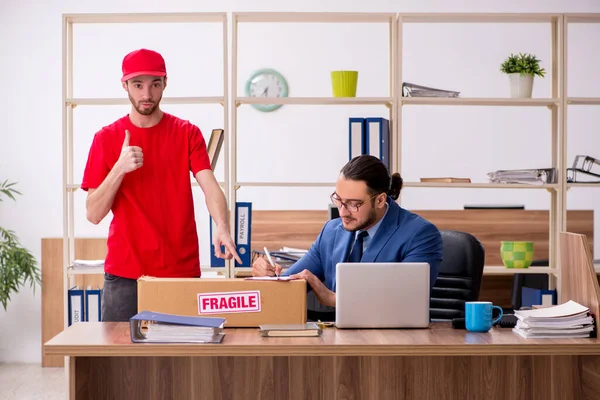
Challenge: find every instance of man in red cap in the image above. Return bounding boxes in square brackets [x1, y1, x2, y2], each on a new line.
[81, 48, 241, 322]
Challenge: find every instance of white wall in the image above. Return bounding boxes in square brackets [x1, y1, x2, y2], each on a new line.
[1, 0, 599, 363]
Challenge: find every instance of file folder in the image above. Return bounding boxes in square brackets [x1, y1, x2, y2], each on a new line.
[129, 311, 225, 343]
[235, 202, 252, 267]
[85, 286, 102, 322]
[521, 287, 557, 308]
[209, 216, 225, 267]
[348, 117, 366, 160]
[68, 286, 85, 326]
[365, 117, 390, 170]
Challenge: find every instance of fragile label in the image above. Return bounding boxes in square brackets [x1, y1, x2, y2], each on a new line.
[198, 290, 261, 314]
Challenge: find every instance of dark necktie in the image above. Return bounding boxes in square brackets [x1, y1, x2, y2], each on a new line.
[347, 231, 369, 262]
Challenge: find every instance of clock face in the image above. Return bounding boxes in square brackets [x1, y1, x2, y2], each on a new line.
[249, 73, 284, 97]
[245, 68, 288, 112]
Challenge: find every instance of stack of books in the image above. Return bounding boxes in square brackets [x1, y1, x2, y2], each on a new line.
[512, 300, 595, 339]
[259, 323, 322, 337]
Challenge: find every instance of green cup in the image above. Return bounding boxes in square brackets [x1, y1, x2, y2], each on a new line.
[331, 70, 358, 97]
[500, 241, 534, 268]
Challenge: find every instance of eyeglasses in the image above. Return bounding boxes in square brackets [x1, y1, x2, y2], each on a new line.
[330, 192, 379, 213]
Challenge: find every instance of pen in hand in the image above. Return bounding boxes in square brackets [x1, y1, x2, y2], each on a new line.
[264, 247, 278, 277]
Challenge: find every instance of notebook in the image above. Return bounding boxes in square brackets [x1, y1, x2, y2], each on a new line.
[259, 323, 322, 337]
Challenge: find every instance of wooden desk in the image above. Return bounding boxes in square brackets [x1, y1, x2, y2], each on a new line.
[45, 322, 600, 400]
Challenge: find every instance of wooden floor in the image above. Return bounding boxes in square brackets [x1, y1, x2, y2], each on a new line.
[0, 363, 65, 400]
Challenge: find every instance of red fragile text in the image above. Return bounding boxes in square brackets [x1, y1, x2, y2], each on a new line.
[198, 291, 261, 314]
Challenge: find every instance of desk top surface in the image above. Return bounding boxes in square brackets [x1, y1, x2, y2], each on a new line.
[44, 322, 600, 357]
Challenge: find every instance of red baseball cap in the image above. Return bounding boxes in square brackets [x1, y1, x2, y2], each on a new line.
[121, 48, 167, 82]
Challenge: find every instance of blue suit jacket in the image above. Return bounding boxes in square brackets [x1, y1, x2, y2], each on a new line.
[283, 199, 443, 290]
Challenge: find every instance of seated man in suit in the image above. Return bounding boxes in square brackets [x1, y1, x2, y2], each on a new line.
[251, 155, 443, 308]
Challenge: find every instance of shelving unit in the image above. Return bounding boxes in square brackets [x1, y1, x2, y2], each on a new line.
[229, 11, 398, 277]
[395, 13, 566, 289]
[562, 13, 600, 296]
[61, 12, 230, 323]
[59, 11, 599, 314]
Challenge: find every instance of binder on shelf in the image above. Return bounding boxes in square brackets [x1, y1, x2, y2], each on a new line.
[68, 286, 85, 326]
[207, 128, 225, 170]
[348, 117, 366, 160]
[365, 117, 390, 170]
[521, 287, 557, 308]
[235, 202, 252, 267]
[209, 217, 225, 268]
[85, 286, 102, 322]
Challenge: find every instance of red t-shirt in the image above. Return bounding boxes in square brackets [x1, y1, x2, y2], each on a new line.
[81, 113, 211, 279]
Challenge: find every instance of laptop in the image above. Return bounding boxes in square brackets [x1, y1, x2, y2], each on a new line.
[335, 262, 431, 329]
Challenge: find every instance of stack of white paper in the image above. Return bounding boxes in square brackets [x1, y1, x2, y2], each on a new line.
[487, 168, 557, 185]
[513, 300, 595, 339]
[401, 82, 460, 98]
[69, 259, 104, 272]
[145, 323, 224, 342]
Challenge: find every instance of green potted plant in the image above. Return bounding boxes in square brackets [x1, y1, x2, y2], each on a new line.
[0, 180, 41, 311]
[500, 52, 546, 98]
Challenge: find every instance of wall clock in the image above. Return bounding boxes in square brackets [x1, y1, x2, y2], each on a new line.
[244, 68, 289, 112]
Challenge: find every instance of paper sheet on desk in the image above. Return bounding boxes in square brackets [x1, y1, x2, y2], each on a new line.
[244, 276, 294, 281]
[515, 300, 589, 319]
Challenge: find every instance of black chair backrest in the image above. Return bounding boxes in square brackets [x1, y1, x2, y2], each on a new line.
[430, 230, 485, 320]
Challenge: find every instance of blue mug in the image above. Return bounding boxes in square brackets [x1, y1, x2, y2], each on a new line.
[465, 301, 503, 332]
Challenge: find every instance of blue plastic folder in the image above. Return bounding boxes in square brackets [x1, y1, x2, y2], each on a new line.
[129, 311, 226, 343]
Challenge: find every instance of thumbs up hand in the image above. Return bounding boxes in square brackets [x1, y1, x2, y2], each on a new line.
[116, 130, 143, 174]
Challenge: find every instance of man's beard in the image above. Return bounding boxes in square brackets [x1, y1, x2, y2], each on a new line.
[345, 208, 377, 233]
[129, 94, 161, 116]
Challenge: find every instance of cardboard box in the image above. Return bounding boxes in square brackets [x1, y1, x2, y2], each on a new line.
[137, 277, 307, 327]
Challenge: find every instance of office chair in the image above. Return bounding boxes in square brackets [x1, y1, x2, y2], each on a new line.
[306, 291, 336, 322]
[430, 230, 485, 321]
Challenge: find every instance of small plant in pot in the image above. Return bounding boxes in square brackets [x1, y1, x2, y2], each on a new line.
[500, 52, 546, 98]
[0, 180, 41, 311]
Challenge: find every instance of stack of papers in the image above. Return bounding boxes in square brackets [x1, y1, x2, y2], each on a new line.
[402, 82, 460, 98]
[512, 300, 595, 339]
[69, 259, 104, 273]
[487, 168, 557, 185]
[130, 311, 226, 343]
[71, 259, 104, 267]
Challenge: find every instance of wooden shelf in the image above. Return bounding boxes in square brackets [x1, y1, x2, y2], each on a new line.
[63, 12, 226, 23]
[404, 182, 558, 189]
[401, 97, 558, 107]
[234, 12, 395, 23]
[67, 267, 104, 276]
[235, 181, 336, 188]
[567, 183, 600, 188]
[400, 13, 560, 23]
[234, 266, 557, 277]
[67, 266, 228, 276]
[483, 266, 556, 276]
[567, 98, 600, 105]
[565, 13, 600, 23]
[236, 97, 393, 106]
[66, 181, 227, 192]
[66, 97, 224, 107]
